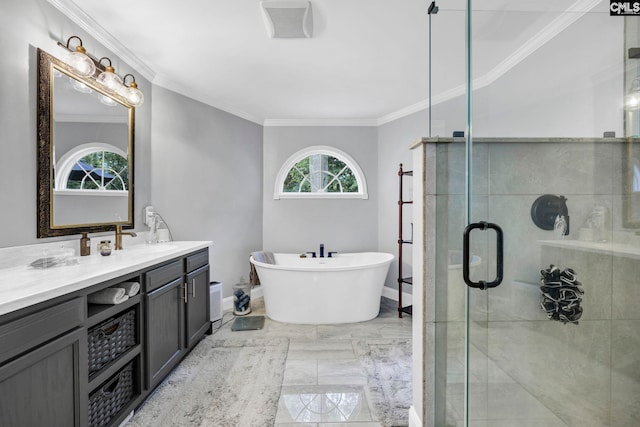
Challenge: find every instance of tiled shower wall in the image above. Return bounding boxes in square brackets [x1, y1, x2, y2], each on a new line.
[431, 137, 639, 426]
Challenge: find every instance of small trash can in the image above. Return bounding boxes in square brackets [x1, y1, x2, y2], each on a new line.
[233, 281, 251, 316]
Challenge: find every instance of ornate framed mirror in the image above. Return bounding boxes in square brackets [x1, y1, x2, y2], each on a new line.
[37, 48, 135, 237]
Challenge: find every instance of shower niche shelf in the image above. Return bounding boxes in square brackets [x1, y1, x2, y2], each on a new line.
[397, 163, 413, 318]
[539, 239, 640, 259]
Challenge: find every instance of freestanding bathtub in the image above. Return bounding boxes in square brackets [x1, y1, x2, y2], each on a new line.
[250, 252, 394, 324]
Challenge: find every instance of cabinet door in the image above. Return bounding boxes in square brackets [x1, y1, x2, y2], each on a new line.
[0, 328, 87, 427]
[145, 277, 184, 389]
[185, 265, 210, 349]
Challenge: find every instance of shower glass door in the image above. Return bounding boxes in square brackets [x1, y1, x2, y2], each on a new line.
[429, 1, 639, 426]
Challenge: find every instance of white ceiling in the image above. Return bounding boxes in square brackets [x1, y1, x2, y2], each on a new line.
[50, 0, 605, 125]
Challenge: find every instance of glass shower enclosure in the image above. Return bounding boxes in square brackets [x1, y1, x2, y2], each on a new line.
[415, 1, 639, 426]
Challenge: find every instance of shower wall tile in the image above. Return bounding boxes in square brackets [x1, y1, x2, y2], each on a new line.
[540, 246, 613, 321]
[611, 320, 640, 426]
[487, 195, 563, 321]
[567, 194, 615, 240]
[487, 320, 611, 427]
[488, 141, 615, 196]
[435, 141, 489, 196]
[612, 256, 640, 320]
[612, 140, 626, 196]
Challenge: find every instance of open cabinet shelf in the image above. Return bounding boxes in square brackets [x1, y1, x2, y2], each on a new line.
[397, 163, 413, 318]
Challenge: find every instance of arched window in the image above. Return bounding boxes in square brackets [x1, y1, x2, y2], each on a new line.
[274, 146, 368, 199]
[55, 143, 128, 193]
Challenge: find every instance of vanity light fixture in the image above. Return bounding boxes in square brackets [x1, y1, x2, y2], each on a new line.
[96, 57, 124, 93]
[62, 36, 96, 77]
[56, 36, 144, 108]
[121, 74, 144, 107]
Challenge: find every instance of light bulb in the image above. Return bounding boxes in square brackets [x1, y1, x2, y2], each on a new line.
[69, 77, 93, 93]
[97, 65, 123, 93]
[99, 94, 117, 106]
[124, 82, 144, 107]
[66, 45, 96, 77]
[120, 75, 144, 107]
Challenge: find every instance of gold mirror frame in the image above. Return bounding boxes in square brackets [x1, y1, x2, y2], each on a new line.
[37, 48, 135, 238]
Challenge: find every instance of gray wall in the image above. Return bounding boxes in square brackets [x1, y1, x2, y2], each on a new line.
[150, 86, 263, 297]
[378, 111, 429, 291]
[263, 126, 378, 254]
[0, 0, 152, 247]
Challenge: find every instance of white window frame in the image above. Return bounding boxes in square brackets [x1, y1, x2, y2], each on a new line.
[274, 145, 368, 199]
[54, 142, 128, 195]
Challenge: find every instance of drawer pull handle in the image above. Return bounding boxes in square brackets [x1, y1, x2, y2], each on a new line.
[100, 375, 120, 396]
[98, 322, 120, 338]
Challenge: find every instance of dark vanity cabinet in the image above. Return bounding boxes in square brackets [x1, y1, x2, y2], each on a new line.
[0, 298, 86, 427]
[185, 250, 210, 349]
[145, 259, 185, 388]
[0, 246, 211, 427]
[145, 249, 210, 388]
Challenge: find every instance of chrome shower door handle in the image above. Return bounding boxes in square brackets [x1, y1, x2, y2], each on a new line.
[463, 221, 504, 290]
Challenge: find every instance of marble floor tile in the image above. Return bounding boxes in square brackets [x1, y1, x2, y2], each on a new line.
[288, 340, 356, 360]
[276, 385, 374, 424]
[284, 359, 318, 385]
[318, 359, 367, 385]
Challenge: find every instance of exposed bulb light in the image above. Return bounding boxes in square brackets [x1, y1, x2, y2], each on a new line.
[69, 77, 93, 93]
[57, 36, 144, 108]
[96, 57, 124, 93]
[99, 94, 117, 106]
[121, 74, 144, 107]
[63, 36, 96, 77]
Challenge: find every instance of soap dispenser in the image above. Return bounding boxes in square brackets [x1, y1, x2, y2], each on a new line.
[80, 232, 91, 256]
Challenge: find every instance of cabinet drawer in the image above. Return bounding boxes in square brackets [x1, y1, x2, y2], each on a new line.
[145, 260, 183, 292]
[185, 249, 208, 272]
[0, 297, 84, 364]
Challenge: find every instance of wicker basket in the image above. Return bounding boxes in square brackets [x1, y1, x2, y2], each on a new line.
[88, 309, 137, 375]
[88, 363, 134, 427]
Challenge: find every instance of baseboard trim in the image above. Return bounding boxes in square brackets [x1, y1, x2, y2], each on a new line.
[409, 405, 422, 427]
[382, 285, 412, 305]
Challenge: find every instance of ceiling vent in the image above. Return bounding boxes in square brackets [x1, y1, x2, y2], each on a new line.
[260, 1, 313, 39]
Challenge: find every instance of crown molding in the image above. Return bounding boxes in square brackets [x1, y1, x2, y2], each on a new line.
[49, 0, 600, 128]
[47, 0, 155, 81]
[378, 0, 600, 127]
[263, 118, 378, 127]
[152, 75, 264, 125]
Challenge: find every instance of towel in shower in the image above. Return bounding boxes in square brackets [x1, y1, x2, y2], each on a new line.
[115, 281, 140, 297]
[88, 287, 129, 305]
[251, 251, 275, 264]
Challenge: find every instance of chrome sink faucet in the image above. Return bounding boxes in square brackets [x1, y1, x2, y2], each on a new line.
[114, 224, 137, 250]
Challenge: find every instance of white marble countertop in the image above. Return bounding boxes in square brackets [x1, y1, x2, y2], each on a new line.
[0, 241, 211, 317]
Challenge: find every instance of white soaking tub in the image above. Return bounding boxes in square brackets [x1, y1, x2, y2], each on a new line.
[250, 252, 394, 324]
